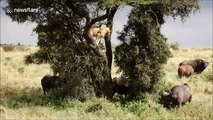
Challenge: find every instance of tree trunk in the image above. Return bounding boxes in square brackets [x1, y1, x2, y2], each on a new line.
[101, 6, 118, 99]
[104, 35, 112, 70]
[105, 6, 118, 71]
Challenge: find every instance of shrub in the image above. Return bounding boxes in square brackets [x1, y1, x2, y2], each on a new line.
[114, 6, 171, 99]
[59, 46, 113, 100]
[30, 43, 114, 100]
[16, 46, 30, 51]
[170, 41, 180, 51]
[3, 44, 16, 52]
[24, 55, 34, 65]
[124, 100, 149, 113]
[86, 103, 102, 113]
[18, 67, 25, 73]
[5, 57, 12, 61]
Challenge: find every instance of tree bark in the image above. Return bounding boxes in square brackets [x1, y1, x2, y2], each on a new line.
[100, 6, 118, 99]
[105, 6, 118, 71]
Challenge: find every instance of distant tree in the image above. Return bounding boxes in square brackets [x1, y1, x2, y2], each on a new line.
[5, 0, 199, 100]
[170, 41, 180, 51]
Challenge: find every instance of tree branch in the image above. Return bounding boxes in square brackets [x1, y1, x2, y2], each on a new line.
[65, 0, 91, 22]
[66, 1, 118, 58]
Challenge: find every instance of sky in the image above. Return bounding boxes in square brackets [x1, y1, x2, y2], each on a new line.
[0, 0, 212, 48]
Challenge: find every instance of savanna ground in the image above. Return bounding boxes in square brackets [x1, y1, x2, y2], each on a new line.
[0, 46, 212, 120]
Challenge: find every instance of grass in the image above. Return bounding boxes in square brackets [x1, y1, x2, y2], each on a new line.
[0, 47, 212, 119]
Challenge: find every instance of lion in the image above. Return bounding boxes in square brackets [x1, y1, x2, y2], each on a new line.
[89, 27, 111, 45]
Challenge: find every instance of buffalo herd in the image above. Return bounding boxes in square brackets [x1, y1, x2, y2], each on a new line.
[178, 59, 209, 78]
[161, 59, 209, 108]
[41, 58, 210, 108]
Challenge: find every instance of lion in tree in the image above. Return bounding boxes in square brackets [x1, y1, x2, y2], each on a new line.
[89, 27, 111, 45]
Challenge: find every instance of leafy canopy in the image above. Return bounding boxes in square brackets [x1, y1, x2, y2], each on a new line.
[114, 0, 199, 98]
[4, 0, 199, 99]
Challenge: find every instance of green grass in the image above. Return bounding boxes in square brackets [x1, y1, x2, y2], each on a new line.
[0, 47, 212, 119]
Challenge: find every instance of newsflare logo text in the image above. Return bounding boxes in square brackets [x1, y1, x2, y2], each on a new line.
[5, 7, 39, 13]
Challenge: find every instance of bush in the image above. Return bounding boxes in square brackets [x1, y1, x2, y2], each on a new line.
[59, 46, 113, 100]
[29, 43, 114, 100]
[18, 67, 25, 73]
[16, 46, 30, 51]
[3, 44, 16, 52]
[170, 41, 180, 51]
[24, 50, 48, 65]
[114, 6, 171, 99]
[5, 57, 12, 61]
[124, 100, 149, 113]
[24, 55, 34, 65]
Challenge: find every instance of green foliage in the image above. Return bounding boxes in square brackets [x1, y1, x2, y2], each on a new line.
[57, 44, 113, 100]
[115, 5, 172, 98]
[114, 0, 199, 98]
[124, 100, 149, 113]
[5, 57, 12, 61]
[170, 41, 180, 51]
[5, 0, 199, 100]
[3, 44, 16, 52]
[17, 67, 25, 73]
[86, 103, 102, 113]
[24, 55, 35, 65]
[1, 86, 68, 109]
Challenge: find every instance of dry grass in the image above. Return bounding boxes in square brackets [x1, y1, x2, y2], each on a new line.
[0, 47, 212, 119]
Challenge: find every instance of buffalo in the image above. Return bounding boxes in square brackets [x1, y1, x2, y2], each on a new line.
[112, 76, 130, 95]
[179, 59, 209, 74]
[161, 83, 192, 108]
[41, 75, 61, 94]
[178, 65, 194, 78]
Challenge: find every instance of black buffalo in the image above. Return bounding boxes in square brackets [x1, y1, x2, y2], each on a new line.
[41, 75, 61, 94]
[160, 83, 192, 108]
[112, 76, 130, 95]
[179, 59, 209, 74]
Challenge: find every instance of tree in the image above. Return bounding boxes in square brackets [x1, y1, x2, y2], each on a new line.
[4, 0, 199, 100]
[114, 1, 199, 98]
